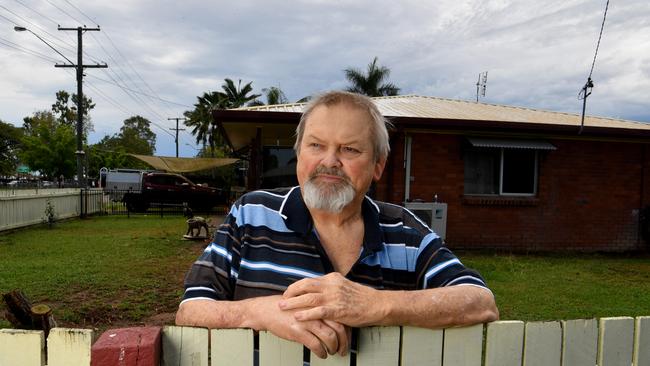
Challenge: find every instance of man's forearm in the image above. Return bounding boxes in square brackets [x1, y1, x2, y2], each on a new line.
[377, 285, 498, 329]
[175, 298, 261, 329]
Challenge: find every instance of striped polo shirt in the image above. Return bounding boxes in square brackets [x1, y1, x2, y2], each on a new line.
[182, 186, 489, 303]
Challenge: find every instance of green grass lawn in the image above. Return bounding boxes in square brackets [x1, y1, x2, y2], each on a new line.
[461, 251, 650, 321]
[1, 216, 649, 331]
[0, 215, 208, 330]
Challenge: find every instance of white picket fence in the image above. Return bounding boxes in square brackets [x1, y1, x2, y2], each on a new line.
[0, 316, 648, 366]
[0, 188, 104, 231]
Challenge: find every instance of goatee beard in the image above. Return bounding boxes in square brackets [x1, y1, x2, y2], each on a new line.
[302, 166, 355, 213]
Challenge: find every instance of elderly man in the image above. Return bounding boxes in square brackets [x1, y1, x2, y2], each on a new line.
[176, 91, 498, 359]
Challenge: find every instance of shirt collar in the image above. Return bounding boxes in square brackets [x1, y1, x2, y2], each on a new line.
[280, 186, 383, 253]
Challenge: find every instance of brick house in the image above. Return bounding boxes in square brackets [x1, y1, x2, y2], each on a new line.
[213, 95, 650, 251]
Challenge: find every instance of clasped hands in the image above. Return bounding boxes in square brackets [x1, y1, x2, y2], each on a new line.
[264, 272, 383, 359]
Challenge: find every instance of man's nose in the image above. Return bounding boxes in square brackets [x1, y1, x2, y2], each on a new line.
[321, 148, 342, 167]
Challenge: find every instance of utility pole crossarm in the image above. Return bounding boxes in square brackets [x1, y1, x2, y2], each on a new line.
[168, 117, 187, 158]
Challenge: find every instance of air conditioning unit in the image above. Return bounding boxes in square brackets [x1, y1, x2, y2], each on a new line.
[404, 202, 448, 240]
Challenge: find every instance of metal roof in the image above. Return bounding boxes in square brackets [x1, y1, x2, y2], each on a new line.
[236, 95, 650, 131]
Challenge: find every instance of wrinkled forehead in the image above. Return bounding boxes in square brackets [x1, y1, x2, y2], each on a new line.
[304, 101, 374, 130]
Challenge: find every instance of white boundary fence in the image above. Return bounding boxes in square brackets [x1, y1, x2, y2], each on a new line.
[0, 189, 104, 232]
[0, 316, 649, 366]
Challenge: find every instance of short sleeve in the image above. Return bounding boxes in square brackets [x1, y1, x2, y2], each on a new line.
[415, 236, 489, 291]
[181, 207, 242, 303]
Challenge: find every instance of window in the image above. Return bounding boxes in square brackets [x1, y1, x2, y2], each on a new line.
[463, 137, 555, 196]
[464, 148, 538, 196]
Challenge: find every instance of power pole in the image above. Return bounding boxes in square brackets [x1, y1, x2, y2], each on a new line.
[55, 26, 107, 187]
[168, 117, 187, 157]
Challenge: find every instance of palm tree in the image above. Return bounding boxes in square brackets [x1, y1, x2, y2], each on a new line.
[249, 86, 289, 106]
[221, 78, 261, 108]
[344, 57, 400, 97]
[184, 91, 227, 156]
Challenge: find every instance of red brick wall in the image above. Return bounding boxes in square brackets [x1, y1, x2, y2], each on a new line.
[376, 133, 650, 252]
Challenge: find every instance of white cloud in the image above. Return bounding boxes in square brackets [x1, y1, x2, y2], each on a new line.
[1, 0, 649, 158]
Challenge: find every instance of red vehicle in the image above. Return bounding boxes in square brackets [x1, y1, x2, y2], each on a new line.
[101, 169, 224, 212]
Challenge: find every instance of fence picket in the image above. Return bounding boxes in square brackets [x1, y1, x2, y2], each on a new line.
[635, 316, 650, 366]
[400, 326, 443, 366]
[210, 329, 254, 366]
[442, 324, 483, 366]
[598, 317, 634, 366]
[356, 326, 401, 366]
[310, 352, 349, 366]
[485, 320, 524, 366]
[259, 331, 303, 366]
[561, 318, 598, 366]
[0, 329, 44, 366]
[47, 328, 93, 366]
[523, 321, 561, 366]
[162, 326, 209, 366]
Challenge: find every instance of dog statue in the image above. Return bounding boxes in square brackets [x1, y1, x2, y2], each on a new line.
[183, 206, 210, 239]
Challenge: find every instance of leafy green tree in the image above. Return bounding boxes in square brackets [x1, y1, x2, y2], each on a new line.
[221, 78, 261, 108]
[119, 116, 156, 155]
[87, 116, 157, 174]
[344, 57, 400, 96]
[51, 90, 95, 138]
[20, 111, 76, 179]
[0, 120, 23, 176]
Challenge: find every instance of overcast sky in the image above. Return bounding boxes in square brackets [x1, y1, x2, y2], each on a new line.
[1, 0, 649, 158]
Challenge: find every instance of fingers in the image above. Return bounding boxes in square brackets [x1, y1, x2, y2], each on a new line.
[278, 293, 321, 311]
[283, 277, 321, 298]
[301, 330, 329, 359]
[324, 319, 350, 356]
[307, 320, 339, 357]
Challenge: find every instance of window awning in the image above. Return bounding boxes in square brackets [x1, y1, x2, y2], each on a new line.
[466, 137, 557, 150]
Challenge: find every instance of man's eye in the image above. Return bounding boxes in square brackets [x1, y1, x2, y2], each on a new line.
[308, 143, 321, 148]
[342, 147, 360, 154]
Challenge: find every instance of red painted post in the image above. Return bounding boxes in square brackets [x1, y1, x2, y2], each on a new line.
[91, 327, 162, 366]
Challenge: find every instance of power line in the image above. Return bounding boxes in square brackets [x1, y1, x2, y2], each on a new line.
[85, 74, 191, 107]
[587, 0, 609, 80]
[1, 4, 81, 58]
[0, 35, 60, 63]
[14, 0, 58, 27]
[44, 0, 84, 25]
[578, 0, 610, 135]
[62, 0, 98, 26]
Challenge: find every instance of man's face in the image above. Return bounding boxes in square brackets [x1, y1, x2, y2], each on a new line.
[296, 102, 386, 213]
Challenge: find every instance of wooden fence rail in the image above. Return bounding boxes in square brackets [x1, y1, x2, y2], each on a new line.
[0, 316, 649, 366]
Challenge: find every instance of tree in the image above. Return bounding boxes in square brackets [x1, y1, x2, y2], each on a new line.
[184, 91, 228, 157]
[344, 57, 400, 97]
[19, 111, 76, 179]
[0, 120, 23, 176]
[119, 116, 156, 155]
[221, 78, 261, 108]
[250, 86, 289, 106]
[87, 116, 157, 174]
[51, 90, 95, 138]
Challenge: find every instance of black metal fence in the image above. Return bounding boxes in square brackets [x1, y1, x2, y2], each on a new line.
[80, 189, 229, 218]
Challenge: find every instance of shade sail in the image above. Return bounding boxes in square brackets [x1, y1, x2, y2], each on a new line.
[129, 154, 239, 173]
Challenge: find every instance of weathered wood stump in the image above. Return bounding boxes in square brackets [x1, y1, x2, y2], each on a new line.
[2, 290, 56, 337]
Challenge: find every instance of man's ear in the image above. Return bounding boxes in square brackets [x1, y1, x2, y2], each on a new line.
[373, 156, 387, 182]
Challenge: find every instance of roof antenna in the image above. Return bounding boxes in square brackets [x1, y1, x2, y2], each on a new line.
[476, 71, 487, 103]
[578, 0, 609, 135]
